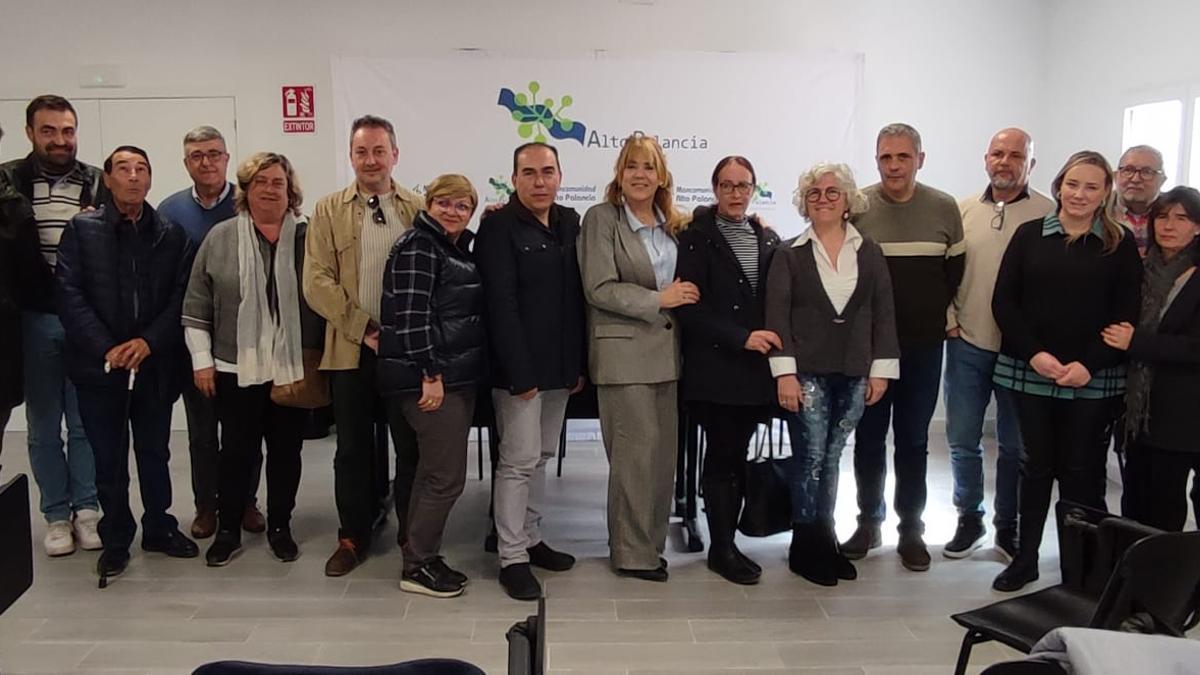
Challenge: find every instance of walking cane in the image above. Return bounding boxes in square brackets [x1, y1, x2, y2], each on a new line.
[98, 361, 136, 589]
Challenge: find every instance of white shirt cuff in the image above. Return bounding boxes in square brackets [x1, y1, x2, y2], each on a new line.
[184, 327, 215, 371]
[869, 358, 900, 380]
[769, 356, 797, 378]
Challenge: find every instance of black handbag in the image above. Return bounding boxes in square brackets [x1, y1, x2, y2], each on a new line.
[738, 420, 792, 537]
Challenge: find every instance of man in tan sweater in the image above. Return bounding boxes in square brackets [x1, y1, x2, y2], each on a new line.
[943, 128, 1054, 562]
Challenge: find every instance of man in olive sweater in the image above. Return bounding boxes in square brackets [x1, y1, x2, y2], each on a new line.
[844, 123, 965, 572]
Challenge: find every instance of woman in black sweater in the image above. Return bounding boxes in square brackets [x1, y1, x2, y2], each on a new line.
[1103, 186, 1200, 532]
[991, 150, 1143, 592]
[676, 156, 781, 585]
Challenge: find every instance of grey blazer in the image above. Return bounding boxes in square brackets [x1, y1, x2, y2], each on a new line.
[577, 202, 681, 386]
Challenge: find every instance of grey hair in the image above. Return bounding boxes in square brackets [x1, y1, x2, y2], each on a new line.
[183, 125, 225, 147]
[793, 162, 870, 221]
[877, 122, 922, 154]
[1119, 144, 1164, 169]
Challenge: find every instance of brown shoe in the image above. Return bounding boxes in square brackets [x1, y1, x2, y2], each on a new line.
[242, 504, 266, 534]
[190, 510, 217, 539]
[324, 538, 364, 577]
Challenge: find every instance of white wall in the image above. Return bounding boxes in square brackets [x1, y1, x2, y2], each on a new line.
[1040, 0, 1200, 189]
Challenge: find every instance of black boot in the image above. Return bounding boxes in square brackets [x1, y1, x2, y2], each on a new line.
[704, 480, 760, 585]
[821, 521, 857, 581]
[994, 509, 1045, 592]
[789, 523, 837, 586]
[728, 474, 762, 575]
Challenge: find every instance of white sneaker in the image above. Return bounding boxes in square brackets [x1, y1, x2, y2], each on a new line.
[44, 520, 76, 556]
[74, 509, 103, 550]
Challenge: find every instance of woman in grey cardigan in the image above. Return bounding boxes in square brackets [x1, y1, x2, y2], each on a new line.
[578, 134, 698, 582]
[765, 162, 899, 586]
[182, 152, 322, 567]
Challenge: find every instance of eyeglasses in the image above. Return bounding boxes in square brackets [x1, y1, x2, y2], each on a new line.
[367, 195, 386, 225]
[432, 198, 474, 215]
[186, 150, 227, 164]
[804, 187, 843, 203]
[717, 181, 754, 195]
[1117, 165, 1163, 180]
[991, 201, 1006, 230]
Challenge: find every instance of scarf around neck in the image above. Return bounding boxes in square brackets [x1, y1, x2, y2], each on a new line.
[235, 211, 304, 388]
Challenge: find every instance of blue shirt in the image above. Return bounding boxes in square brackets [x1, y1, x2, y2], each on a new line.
[623, 202, 676, 291]
[157, 182, 235, 246]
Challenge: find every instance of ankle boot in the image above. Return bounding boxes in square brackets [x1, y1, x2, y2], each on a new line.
[704, 480, 760, 585]
[789, 523, 837, 586]
[821, 521, 857, 581]
[728, 474, 762, 575]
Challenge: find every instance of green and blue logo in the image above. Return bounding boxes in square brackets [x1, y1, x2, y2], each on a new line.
[488, 176, 514, 199]
[497, 81, 587, 144]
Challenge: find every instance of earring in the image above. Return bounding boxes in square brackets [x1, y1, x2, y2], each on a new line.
[842, 211, 850, 221]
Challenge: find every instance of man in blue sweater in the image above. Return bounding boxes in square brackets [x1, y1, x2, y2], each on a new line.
[158, 126, 263, 540]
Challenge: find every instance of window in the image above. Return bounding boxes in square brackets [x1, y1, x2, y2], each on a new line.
[1121, 99, 1183, 189]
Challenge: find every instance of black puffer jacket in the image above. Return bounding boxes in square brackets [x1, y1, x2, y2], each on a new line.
[0, 177, 31, 409]
[378, 212, 486, 395]
[0, 154, 108, 313]
[55, 200, 194, 395]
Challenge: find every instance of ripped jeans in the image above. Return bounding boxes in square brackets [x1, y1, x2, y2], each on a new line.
[786, 373, 867, 524]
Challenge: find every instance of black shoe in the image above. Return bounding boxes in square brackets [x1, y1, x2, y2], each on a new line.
[401, 561, 466, 598]
[616, 565, 669, 582]
[993, 555, 1039, 592]
[205, 532, 243, 567]
[789, 524, 837, 586]
[703, 479, 760, 585]
[97, 548, 130, 578]
[994, 527, 1018, 563]
[141, 529, 199, 558]
[707, 544, 760, 585]
[897, 531, 931, 572]
[429, 557, 468, 587]
[840, 523, 882, 560]
[737, 550, 762, 575]
[821, 523, 856, 581]
[499, 562, 543, 600]
[527, 541, 576, 571]
[943, 516, 986, 559]
[267, 526, 299, 563]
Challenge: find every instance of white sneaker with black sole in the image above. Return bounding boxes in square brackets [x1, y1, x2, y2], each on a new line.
[400, 561, 465, 598]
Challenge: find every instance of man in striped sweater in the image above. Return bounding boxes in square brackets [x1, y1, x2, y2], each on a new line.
[842, 123, 965, 572]
[0, 95, 107, 557]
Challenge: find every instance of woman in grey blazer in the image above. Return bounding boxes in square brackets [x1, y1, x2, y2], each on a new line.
[577, 134, 698, 581]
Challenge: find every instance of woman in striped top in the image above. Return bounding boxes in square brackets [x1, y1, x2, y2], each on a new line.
[991, 151, 1142, 592]
[676, 156, 781, 585]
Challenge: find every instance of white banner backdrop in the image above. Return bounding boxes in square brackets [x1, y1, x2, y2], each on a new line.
[331, 53, 862, 238]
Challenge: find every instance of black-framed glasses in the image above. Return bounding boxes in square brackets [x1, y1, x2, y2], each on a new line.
[804, 187, 843, 203]
[186, 150, 227, 164]
[1117, 165, 1163, 180]
[991, 201, 1006, 230]
[718, 181, 754, 195]
[366, 195, 386, 225]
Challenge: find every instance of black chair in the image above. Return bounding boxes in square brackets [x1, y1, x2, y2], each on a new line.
[950, 502, 1200, 675]
[506, 596, 547, 675]
[0, 473, 33, 615]
[192, 659, 485, 675]
[980, 661, 1067, 675]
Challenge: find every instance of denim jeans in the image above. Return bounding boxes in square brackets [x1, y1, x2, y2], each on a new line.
[852, 342, 943, 534]
[787, 374, 867, 524]
[22, 311, 97, 523]
[943, 337, 1021, 530]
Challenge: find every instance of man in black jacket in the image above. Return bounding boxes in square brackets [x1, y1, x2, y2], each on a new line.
[0, 124, 26, 462]
[0, 95, 108, 556]
[474, 143, 585, 600]
[57, 146, 198, 579]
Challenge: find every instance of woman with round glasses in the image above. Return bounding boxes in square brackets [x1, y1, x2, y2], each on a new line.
[377, 174, 486, 598]
[675, 156, 780, 585]
[764, 162, 898, 586]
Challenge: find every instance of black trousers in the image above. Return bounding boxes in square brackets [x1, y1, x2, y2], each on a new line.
[694, 402, 762, 486]
[1123, 440, 1200, 532]
[330, 348, 418, 547]
[181, 375, 262, 512]
[76, 381, 177, 552]
[214, 373, 306, 536]
[1013, 393, 1118, 557]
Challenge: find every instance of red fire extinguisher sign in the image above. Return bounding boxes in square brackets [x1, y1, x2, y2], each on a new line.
[282, 86, 315, 133]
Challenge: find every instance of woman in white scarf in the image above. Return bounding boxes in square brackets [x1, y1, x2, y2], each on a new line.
[182, 153, 310, 567]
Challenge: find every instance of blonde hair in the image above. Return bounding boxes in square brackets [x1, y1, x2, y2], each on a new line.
[604, 133, 686, 235]
[424, 174, 478, 215]
[1051, 150, 1123, 255]
[793, 162, 869, 221]
[235, 152, 302, 216]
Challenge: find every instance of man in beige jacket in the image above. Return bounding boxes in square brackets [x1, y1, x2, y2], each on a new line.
[303, 115, 421, 577]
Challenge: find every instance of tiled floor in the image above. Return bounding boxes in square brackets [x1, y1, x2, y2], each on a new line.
[0, 427, 1139, 674]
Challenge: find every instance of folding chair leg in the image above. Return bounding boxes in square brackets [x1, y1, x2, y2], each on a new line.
[954, 631, 983, 675]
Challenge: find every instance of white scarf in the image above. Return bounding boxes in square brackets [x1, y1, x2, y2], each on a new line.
[235, 211, 304, 388]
